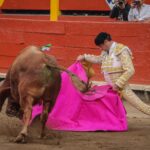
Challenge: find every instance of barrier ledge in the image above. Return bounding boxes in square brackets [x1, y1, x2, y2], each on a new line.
[0, 72, 150, 92]
[0, 73, 6, 78]
[92, 81, 150, 92]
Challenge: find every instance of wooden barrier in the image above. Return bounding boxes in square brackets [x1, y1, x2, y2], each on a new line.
[0, 15, 150, 85]
[1, 0, 150, 11]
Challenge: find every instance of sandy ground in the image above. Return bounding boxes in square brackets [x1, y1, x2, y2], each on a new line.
[0, 102, 150, 150]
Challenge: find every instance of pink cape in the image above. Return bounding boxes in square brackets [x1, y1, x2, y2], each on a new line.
[31, 62, 128, 131]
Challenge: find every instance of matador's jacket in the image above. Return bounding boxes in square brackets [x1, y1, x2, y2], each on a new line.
[83, 42, 150, 115]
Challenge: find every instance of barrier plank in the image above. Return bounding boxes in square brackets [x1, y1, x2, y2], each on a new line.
[1, 0, 150, 11]
[0, 18, 65, 34]
[0, 16, 150, 84]
[1, 0, 110, 11]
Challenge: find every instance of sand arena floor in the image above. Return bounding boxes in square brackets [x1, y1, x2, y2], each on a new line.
[0, 102, 150, 150]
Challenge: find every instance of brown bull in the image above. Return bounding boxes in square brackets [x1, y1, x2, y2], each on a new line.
[0, 46, 90, 143]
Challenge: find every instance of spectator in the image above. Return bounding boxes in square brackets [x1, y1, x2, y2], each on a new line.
[110, 0, 131, 21]
[128, 0, 150, 21]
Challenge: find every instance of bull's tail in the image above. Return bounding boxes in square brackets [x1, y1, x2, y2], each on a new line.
[46, 64, 89, 92]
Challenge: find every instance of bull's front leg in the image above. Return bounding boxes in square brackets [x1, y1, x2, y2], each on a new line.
[15, 95, 33, 143]
[40, 101, 50, 138]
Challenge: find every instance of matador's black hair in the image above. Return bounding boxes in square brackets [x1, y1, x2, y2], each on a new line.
[95, 32, 112, 46]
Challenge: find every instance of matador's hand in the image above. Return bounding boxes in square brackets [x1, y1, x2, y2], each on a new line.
[112, 84, 121, 92]
[77, 55, 85, 61]
[112, 84, 123, 97]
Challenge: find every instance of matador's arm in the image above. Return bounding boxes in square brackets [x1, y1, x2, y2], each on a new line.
[115, 48, 135, 88]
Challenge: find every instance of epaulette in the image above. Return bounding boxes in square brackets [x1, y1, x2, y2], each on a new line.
[113, 43, 126, 56]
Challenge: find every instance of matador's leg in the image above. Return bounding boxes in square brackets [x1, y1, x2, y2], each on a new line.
[122, 85, 150, 115]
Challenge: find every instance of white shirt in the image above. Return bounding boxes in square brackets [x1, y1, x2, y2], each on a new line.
[109, 42, 122, 68]
[103, 42, 122, 86]
[128, 4, 150, 21]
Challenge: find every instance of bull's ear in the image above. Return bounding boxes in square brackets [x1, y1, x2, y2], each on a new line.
[70, 75, 88, 93]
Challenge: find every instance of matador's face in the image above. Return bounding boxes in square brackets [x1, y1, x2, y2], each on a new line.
[98, 40, 110, 52]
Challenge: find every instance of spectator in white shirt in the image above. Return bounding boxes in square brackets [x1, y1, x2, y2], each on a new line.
[128, 0, 150, 22]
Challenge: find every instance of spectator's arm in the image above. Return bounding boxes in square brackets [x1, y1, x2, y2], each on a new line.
[110, 6, 119, 18]
[139, 15, 150, 21]
[123, 5, 131, 21]
[128, 8, 135, 21]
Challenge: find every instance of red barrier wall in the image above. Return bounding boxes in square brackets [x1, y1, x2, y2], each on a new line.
[1, 0, 150, 11]
[0, 15, 150, 85]
[1, 0, 50, 10]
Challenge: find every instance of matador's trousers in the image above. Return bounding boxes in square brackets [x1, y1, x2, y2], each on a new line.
[121, 85, 150, 115]
[107, 73, 150, 115]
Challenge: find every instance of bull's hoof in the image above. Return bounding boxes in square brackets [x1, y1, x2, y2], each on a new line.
[6, 109, 23, 119]
[6, 102, 21, 118]
[39, 134, 46, 139]
[6, 111, 16, 117]
[6, 109, 18, 117]
[14, 134, 27, 144]
[39, 132, 47, 139]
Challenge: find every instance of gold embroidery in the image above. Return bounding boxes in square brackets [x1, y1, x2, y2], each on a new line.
[101, 43, 135, 88]
[114, 43, 125, 55]
[115, 49, 135, 88]
[101, 67, 123, 73]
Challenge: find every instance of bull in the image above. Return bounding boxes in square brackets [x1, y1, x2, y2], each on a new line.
[0, 46, 92, 143]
